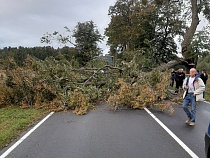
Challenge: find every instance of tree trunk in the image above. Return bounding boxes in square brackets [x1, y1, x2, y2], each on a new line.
[181, 0, 199, 73]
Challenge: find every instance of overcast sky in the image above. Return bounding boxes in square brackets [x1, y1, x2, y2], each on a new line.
[0, 0, 116, 53]
[0, 1, 208, 55]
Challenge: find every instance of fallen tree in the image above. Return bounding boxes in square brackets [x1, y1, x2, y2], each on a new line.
[0, 54, 177, 115]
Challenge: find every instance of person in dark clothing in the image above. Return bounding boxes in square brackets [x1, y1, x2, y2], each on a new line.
[200, 70, 208, 98]
[200, 70, 208, 85]
[175, 68, 185, 93]
[170, 68, 176, 87]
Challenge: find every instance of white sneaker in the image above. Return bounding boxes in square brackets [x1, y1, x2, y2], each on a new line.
[185, 118, 190, 124]
[189, 122, 195, 126]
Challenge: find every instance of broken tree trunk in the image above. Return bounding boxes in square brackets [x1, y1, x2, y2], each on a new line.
[181, 0, 199, 73]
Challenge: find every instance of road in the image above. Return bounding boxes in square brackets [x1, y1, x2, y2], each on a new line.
[0, 101, 210, 158]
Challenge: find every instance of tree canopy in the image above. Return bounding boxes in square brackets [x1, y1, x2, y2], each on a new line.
[105, 0, 183, 66]
[105, 0, 210, 71]
[73, 21, 104, 64]
[41, 21, 103, 65]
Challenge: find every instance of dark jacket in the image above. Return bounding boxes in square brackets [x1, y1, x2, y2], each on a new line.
[200, 73, 208, 85]
[170, 71, 176, 80]
[175, 71, 185, 82]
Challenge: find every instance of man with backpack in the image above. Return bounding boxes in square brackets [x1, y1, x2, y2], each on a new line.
[182, 68, 205, 126]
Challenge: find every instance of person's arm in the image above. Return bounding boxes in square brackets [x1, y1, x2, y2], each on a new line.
[183, 73, 185, 79]
[182, 78, 187, 90]
[194, 78, 205, 95]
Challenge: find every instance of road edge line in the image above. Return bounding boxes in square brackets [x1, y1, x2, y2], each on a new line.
[203, 100, 210, 104]
[144, 107, 199, 158]
[0, 112, 54, 158]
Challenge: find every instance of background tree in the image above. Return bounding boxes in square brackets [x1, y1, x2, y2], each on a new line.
[179, 0, 210, 72]
[150, 0, 183, 64]
[41, 21, 103, 65]
[105, 0, 133, 53]
[106, 0, 210, 72]
[105, 0, 183, 67]
[185, 25, 210, 65]
[73, 21, 104, 64]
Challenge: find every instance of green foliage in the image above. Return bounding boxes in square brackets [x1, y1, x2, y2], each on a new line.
[0, 46, 179, 116]
[0, 53, 120, 114]
[73, 21, 104, 63]
[197, 54, 210, 74]
[185, 26, 210, 66]
[0, 46, 57, 66]
[108, 74, 174, 115]
[201, 0, 210, 21]
[41, 21, 103, 66]
[105, 0, 181, 64]
[68, 89, 91, 115]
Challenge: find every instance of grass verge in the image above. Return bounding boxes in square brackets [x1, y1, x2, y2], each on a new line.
[0, 107, 47, 149]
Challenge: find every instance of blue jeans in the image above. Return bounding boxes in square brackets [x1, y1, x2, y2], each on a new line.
[203, 86, 206, 98]
[182, 93, 196, 122]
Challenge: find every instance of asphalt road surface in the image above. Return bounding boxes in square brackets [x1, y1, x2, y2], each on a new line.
[1, 101, 210, 158]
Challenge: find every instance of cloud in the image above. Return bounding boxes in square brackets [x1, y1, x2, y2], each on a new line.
[0, 0, 116, 52]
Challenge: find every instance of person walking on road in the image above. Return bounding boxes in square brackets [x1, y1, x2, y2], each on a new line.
[200, 70, 208, 98]
[182, 68, 205, 126]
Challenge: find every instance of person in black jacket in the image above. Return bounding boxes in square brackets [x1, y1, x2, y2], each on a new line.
[175, 68, 185, 93]
[200, 70, 208, 98]
[170, 68, 176, 87]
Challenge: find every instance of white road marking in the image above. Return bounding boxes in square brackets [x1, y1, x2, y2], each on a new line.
[144, 107, 199, 158]
[2, 103, 209, 158]
[203, 100, 210, 104]
[0, 112, 54, 158]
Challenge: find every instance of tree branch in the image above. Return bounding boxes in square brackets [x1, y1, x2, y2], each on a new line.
[71, 65, 123, 86]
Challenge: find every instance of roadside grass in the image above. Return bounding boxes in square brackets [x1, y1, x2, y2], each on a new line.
[0, 107, 47, 149]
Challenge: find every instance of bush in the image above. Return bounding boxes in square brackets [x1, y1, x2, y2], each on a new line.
[108, 74, 174, 115]
[68, 89, 92, 115]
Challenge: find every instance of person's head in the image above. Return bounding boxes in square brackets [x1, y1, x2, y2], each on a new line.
[189, 68, 197, 77]
[178, 68, 183, 72]
[202, 70, 206, 74]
